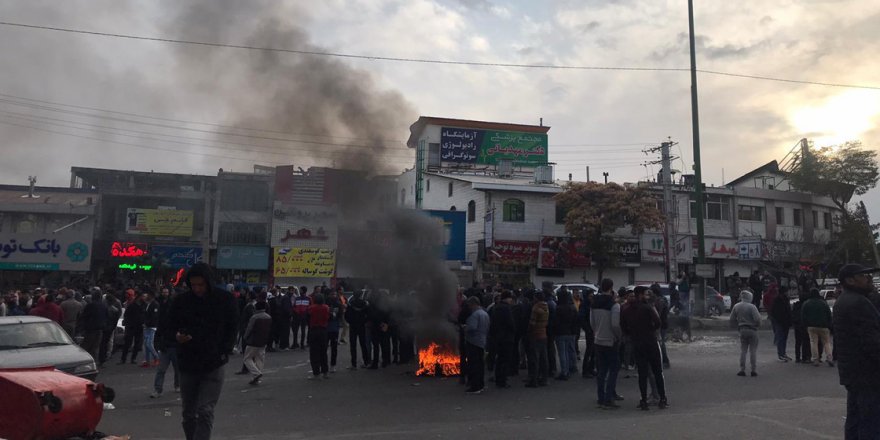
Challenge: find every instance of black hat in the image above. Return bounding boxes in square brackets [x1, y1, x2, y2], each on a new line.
[838, 264, 879, 282]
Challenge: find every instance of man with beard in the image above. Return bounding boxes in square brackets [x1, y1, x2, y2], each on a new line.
[344, 290, 371, 369]
[621, 286, 668, 410]
[833, 264, 880, 439]
[488, 290, 516, 388]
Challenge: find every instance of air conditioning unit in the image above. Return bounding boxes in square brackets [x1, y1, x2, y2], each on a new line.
[534, 165, 554, 184]
[497, 160, 513, 178]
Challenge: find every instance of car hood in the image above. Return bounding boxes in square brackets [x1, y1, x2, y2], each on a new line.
[0, 344, 94, 370]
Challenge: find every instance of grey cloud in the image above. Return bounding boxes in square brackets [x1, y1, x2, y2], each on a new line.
[650, 32, 768, 61]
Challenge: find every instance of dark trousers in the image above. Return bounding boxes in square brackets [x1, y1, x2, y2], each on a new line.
[121, 326, 143, 362]
[846, 386, 880, 440]
[794, 326, 811, 362]
[390, 325, 400, 362]
[486, 337, 497, 371]
[328, 331, 339, 367]
[81, 329, 103, 361]
[513, 333, 524, 370]
[99, 327, 114, 364]
[466, 343, 485, 391]
[308, 328, 329, 375]
[349, 326, 370, 366]
[772, 320, 790, 358]
[292, 315, 308, 347]
[370, 329, 391, 367]
[277, 318, 291, 349]
[634, 341, 666, 401]
[180, 366, 224, 440]
[660, 328, 670, 365]
[399, 327, 415, 364]
[596, 344, 620, 404]
[494, 339, 514, 386]
[527, 338, 548, 384]
[547, 335, 557, 375]
[582, 329, 596, 375]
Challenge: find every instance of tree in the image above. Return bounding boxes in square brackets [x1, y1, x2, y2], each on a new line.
[554, 182, 665, 281]
[788, 140, 879, 211]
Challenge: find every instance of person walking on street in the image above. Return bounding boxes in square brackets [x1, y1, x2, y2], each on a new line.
[59, 290, 83, 337]
[621, 286, 669, 410]
[489, 291, 516, 388]
[344, 291, 371, 369]
[100, 293, 122, 365]
[730, 290, 762, 377]
[791, 292, 812, 363]
[554, 290, 579, 380]
[803, 287, 834, 367]
[307, 294, 330, 379]
[120, 291, 145, 365]
[464, 296, 490, 394]
[152, 288, 181, 398]
[833, 264, 880, 439]
[592, 278, 622, 409]
[770, 286, 793, 362]
[292, 287, 311, 349]
[525, 290, 549, 388]
[326, 289, 344, 373]
[79, 288, 108, 362]
[242, 301, 272, 385]
[235, 292, 257, 375]
[143, 291, 161, 367]
[168, 263, 238, 440]
[651, 284, 671, 368]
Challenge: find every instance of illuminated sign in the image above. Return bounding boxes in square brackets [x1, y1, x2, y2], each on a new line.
[118, 263, 153, 271]
[111, 242, 149, 258]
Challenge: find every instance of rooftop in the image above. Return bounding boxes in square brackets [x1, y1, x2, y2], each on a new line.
[426, 172, 563, 194]
[0, 185, 97, 207]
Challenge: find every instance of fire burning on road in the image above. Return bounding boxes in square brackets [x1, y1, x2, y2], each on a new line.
[416, 343, 460, 377]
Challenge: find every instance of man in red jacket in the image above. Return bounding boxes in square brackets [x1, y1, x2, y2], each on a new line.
[30, 293, 64, 325]
[307, 294, 330, 379]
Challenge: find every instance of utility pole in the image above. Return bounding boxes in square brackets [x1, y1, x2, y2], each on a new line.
[688, 0, 708, 316]
[661, 141, 678, 283]
[603, 172, 609, 184]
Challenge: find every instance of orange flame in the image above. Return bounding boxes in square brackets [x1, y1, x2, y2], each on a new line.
[416, 342, 460, 376]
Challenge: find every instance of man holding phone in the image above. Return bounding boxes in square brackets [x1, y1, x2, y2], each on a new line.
[169, 263, 238, 440]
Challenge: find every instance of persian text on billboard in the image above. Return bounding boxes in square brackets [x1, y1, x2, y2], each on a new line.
[126, 208, 193, 237]
[273, 247, 336, 278]
[538, 237, 590, 269]
[489, 240, 539, 265]
[440, 127, 548, 166]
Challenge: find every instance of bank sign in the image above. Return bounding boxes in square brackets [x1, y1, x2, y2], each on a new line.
[440, 127, 548, 166]
[0, 231, 92, 271]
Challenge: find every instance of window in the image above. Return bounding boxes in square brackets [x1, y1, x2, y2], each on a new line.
[218, 222, 267, 245]
[427, 143, 441, 167]
[555, 204, 568, 224]
[426, 179, 431, 193]
[690, 195, 730, 221]
[503, 199, 525, 222]
[219, 180, 267, 211]
[738, 205, 764, 222]
[776, 207, 785, 225]
[823, 212, 832, 230]
[448, 182, 454, 197]
[467, 200, 476, 223]
[793, 209, 803, 227]
[812, 210, 819, 227]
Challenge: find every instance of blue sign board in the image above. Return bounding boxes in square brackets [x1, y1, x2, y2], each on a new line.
[217, 246, 269, 270]
[151, 245, 203, 269]
[426, 210, 466, 261]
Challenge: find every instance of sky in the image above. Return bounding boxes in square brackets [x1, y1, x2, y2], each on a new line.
[0, 0, 878, 216]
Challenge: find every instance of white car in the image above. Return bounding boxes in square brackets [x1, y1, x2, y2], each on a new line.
[553, 283, 598, 298]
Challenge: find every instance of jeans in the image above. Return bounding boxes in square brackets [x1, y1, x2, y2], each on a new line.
[180, 365, 225, 440]
[739, 328, 758, 372]
[846, 386, 880, 440]
[555, 335, 576, 377]
[771, 321, 789, 358]
[308, 327, 329, 375]
[349, 326, 370, 367]
[143, 327, 159, 363]
[243, 346, 266, 377]
[527, 338, 549, 384]
[596, 344, 620, 404]
[292, 314, 308, 348]
[154, 347, 180, 393]
[634, 341, 666, 401]
[466, 342, 485, 391]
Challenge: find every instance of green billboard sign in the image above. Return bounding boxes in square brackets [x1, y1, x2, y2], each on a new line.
[440, 127, 548, 166]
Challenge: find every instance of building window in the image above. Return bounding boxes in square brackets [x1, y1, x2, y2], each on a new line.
[218, 222, 267, 245]
[737, 205, 764, 222]
[219, 180, 268, 211]
[823, 212, 832, 230]
[426, 179, 430, 193]
[776, 207, 784, 225]
[556, 204, 568, 224]
[503, 199, 525, 222]
[812, 210, 818, 227]
[448, 182, 453, 197]
[690, 195, 730, 221]
[793, 209, 803, 227]
[467, 200, 476, 223]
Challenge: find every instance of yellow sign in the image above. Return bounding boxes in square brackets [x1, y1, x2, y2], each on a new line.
[126, 209, 194, 237]
[273, 247, 336, 277]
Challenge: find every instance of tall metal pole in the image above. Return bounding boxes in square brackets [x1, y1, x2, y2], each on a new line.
[661, 142, 675, 283]
[688, 0, 708, 315]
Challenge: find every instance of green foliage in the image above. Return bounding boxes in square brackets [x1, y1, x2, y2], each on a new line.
[789, 141, 879, 210]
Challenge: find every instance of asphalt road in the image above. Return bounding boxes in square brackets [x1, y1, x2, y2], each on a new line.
[96, 331, 846, 440]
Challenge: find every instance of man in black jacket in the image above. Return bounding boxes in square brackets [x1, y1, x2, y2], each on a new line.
[770, 286, 793, 362]
[80, 288, 108, 361]
[152, 288, 180, 398]
[367, 291, 391, 369]
[833, 264, 880, 439]
[119, 292, 145, 365]
[344, 291, 371, 369]
[489, 291, 516, 388]
[168, 263, 238, 440]
[621, 286, 668, 410]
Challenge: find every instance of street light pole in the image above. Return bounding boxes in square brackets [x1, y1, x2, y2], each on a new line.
[688, 0, 708, 315]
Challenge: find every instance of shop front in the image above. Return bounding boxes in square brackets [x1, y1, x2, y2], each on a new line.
[217, 245, 270, 289]
[0, 227, 94, 288]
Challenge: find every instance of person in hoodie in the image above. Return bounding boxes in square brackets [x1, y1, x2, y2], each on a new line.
[168, 262, 238, 440]
[591, 278, 622, 409]
[120, 291, 145, 365]
[242, 301, 272, 385]
[791, 292, 812, 364]
[79, 288, 108, 362]
[554, 290, 579, 381]
[730, 290, 762, 377]
[292, 287, 311, 350]
[802, 287, 833, 367]
[30, 293, 64, 325]
[770, 286, 793, 362]
[152, 288, 180, 398]
[488, 290, 516, 388]
[344, 290, 371, 369]
[143, 291, 161, 367]
[100, 293, 122, 365]
[621, 286, 668, 410]
[525, 290, 549, 388]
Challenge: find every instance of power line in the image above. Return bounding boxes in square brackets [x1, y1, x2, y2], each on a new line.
[1, 20, 878, 90]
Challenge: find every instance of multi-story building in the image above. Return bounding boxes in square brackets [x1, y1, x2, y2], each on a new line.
[213, 170, 273, 288]
[0, 180, 98, 288]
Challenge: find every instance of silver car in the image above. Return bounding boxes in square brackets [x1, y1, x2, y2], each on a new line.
[0, 316, 98, 380]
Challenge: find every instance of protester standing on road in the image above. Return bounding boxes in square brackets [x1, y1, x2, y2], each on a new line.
[730, 290, 761, 377]
[554, 290, 579, 380]
[579, 289, 596, 378]
[344, 290, 371, 369]
[235, 291, 257, 375]
[100, 293, 122, 366]
[769, 286, 793, 362]
[464, 296, 490, 394]
[791, 292, 812, 363]
[169, 263, 238, 440]
[292, 287, 311, 349]
[326, 289, 344, 373]
[242, 301, 272, 385]
[368, 291, 392, 370]
[592, 278, 622, 409]
[803, 287, 834, 367]
[525, 290, 549, 388]
[79, 288, 108, 362]
[832, 264, 880, 439]
[621, 286, 668, 410]
[152, 288, 180, 398]
[307, 293, 330, 379]
[489, 290, 516, 388]
[651, 284, 671, 368]
[59, 290, 83, 337]
[143, 291, 161, 367]
[120, 291, 145, 365]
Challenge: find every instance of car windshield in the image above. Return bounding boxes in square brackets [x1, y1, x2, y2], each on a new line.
[0, 322, 73, 350]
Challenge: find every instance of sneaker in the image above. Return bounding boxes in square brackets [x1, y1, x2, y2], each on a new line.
[813, 361, 821, 367]
[737, 371, 746, 377]
[249, 374, 262, 385]
[778, 356, 789, 363]
[330, 367, 337, 373]
[614, 394, 625, 401]
[658, 399, 669, 409]
[307, 375, 317, 380]
[750, 371, 758, 377]
[638, 400, 649, 411]
[465, 387, 484, 394]
[150, 391, 161, 398]
[783, 355, 793, 361]
[347, 365, 358, 370]
[827, 360, 835, 367]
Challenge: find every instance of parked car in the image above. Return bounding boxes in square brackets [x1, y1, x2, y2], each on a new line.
[820, 288, 837, 311]
[554, 283, 598, 299]
[0, 316, 98, 380]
